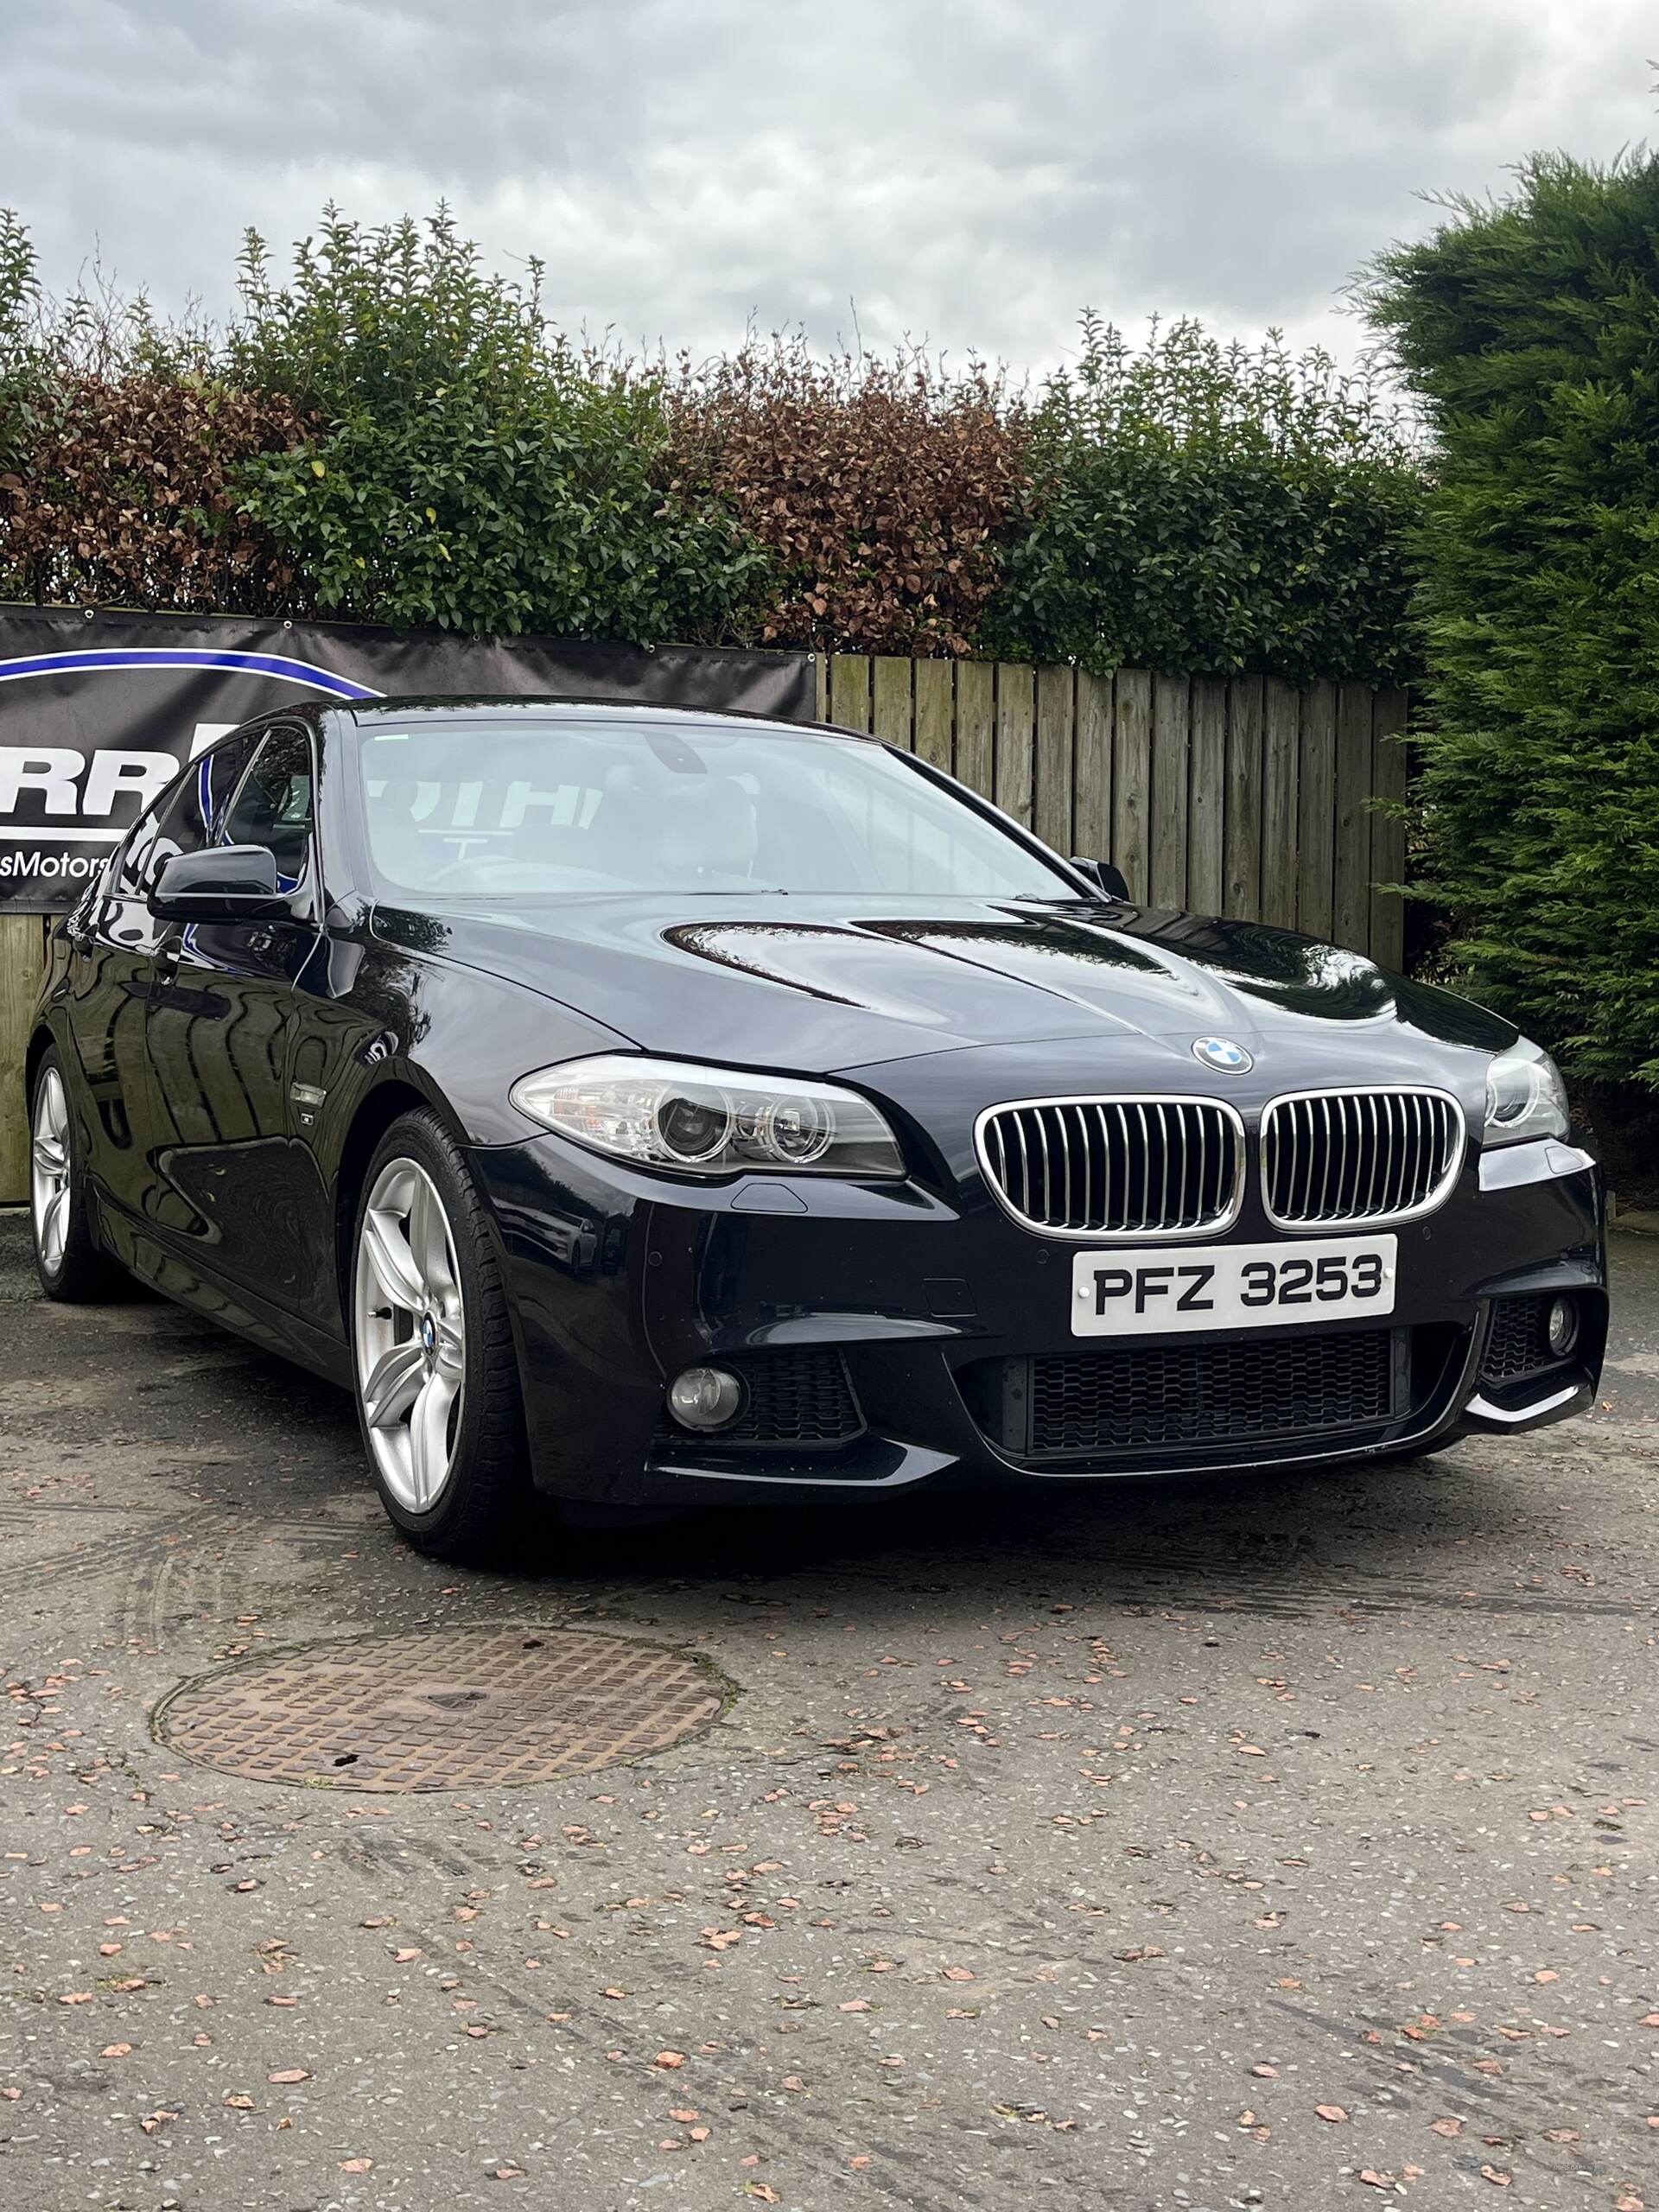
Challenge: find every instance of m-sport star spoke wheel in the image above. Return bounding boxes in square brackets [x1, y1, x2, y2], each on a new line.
[31, 1065, 73, 1274]
[354, 1160, 467, 1513]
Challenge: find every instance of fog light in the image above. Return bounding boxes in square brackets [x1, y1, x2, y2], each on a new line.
[667, 1365, 744, 1432]
[1546, 1296, 1579, 1358]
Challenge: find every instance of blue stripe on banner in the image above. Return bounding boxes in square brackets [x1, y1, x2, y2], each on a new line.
[0, 648, 381, 700]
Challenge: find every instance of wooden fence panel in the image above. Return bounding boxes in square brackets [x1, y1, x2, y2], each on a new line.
[1033, 665, 1074, 855]
[1112, 669, 1154, 901]
[1148, 672, 1191, 907]
[0, 661, 1414, 1203]
[1261, 677, 1301, 931]
[1370, 687, 1409, 969]
[995, 664, 1035, 827]
[1224, 676, 1264, 921]
[829, 652, 871, 731]
[913, 658, 953, 773]
[1332, 683, 1376, 954]
[955, 660, 995, 798]
[872, 656, 913, 750]
[1187, 677, 1227, 915]
[1073, 671, 1113, 864]
[1296, 681, 1338, 941]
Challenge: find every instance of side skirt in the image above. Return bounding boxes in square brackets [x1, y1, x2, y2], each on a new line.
[94, 1196, 353, 1389]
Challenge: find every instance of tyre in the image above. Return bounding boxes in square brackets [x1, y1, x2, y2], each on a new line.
[29, 1048, 124, 1302]
[350, 1109, 533, 1562]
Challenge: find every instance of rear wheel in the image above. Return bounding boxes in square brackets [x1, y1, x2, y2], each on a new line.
[350, 1111, 533, 1562]
[29, 1050, 124, 1301]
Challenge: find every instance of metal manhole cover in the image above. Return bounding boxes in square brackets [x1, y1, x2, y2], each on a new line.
[154, 1628, 729, 1791]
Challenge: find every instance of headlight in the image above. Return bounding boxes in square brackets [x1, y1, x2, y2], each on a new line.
[1483, 1038, 1569, 1148]
[510, 1054, 906, 1179]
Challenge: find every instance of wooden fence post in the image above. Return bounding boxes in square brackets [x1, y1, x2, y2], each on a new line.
[0, 915, 47, 1206]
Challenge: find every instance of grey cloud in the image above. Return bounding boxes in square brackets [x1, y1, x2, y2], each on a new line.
[1, 0, 1652, 370]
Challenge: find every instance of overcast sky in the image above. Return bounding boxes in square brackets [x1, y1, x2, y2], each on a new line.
[3, 0, 1654, 375]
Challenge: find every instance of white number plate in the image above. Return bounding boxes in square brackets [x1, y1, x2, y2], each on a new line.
[1071, 1235, 1397, 1337]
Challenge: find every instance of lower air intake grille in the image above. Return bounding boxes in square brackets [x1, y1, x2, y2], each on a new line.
[1480, 1295, 1559, 1385]
[1009, 1330, 1398, 1460]
[658, 1349, 864, 1449]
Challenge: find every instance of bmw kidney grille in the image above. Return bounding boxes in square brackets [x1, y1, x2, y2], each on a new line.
[1261, 1089, 1464, 1227]
[978, 1088, 1465, 1236]
[976, 1097, 1245, 1236]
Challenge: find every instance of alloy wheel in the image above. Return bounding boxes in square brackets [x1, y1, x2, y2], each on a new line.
[30, 1065, 73, 1278]
[353, 1159, 467, 1512]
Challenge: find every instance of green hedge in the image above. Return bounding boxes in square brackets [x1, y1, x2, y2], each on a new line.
[982, 315, 1422, 686]
[1367, 153, 1659, 1090]
[1, 205, 1425, 683]
[229, 211, 768, 641]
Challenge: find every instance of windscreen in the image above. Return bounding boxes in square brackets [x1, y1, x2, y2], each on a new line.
[355, 718, 1076, 899]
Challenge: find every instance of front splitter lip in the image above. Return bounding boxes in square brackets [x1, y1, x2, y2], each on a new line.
[1459, 1374, 1594, 1433]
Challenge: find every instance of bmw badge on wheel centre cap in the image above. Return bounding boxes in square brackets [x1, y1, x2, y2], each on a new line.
[1192, 1036, 1254, 1073]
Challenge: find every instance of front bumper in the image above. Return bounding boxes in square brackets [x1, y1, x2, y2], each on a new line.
[470, 1123, 1606, 1509]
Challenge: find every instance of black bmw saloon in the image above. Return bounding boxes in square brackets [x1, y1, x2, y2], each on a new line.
[27, 697, 1606, 1560]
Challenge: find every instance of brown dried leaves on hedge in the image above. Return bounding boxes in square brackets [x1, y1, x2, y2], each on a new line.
[0, 372, 309, 614]
[666, 340, 1025, 657]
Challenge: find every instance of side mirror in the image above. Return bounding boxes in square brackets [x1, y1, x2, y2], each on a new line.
[1070, 855, 1131, 901]
[149, 844, 292, 924]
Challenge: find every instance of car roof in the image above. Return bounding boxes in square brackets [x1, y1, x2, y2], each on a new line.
[336, 696, 869, 742]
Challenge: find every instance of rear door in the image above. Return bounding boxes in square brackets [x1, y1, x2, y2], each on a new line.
[141, 725, 323, 1311]
[57, 748, 239, 1233]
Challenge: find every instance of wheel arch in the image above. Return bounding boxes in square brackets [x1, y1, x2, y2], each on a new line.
[25, 1021, 60, 1105]
[332, 1077, 433, 1319]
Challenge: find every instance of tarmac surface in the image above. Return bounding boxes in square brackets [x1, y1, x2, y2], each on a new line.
[1, 1209, 1656, 2212]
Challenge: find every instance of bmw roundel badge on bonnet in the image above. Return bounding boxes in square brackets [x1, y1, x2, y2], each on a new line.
[1192, 1037, 1254, 1073]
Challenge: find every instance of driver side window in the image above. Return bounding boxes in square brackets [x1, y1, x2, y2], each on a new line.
[219, 728, 315, 883]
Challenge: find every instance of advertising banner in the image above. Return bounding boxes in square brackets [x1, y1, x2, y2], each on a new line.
[0, 606, 814, 912]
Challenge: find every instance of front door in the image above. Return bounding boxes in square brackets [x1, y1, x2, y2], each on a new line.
[142, 727, 322, 1313]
